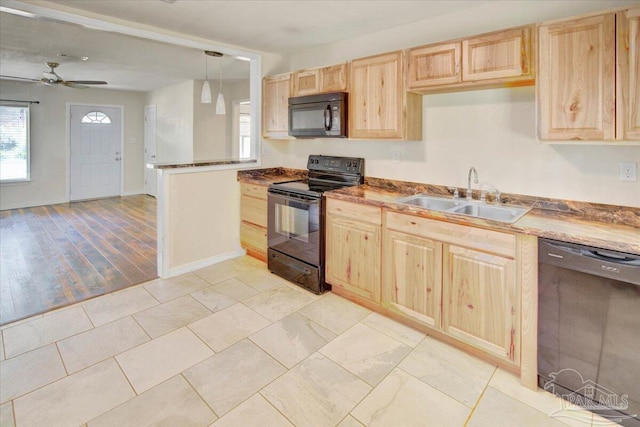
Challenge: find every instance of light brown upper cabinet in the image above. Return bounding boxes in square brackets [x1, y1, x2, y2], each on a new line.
[463, 26, 534, 82]
[538, 14, 615, 140]
[291, 63, 349, 97]
[407, 25, 535, 93]
[350, 51, 422, 140]
[262, 73, 291, 139]
[617, 7, 640, 140]
[407, 42, 461, 88]
[320, 63, 349, 93]
[291, 68, 321, 96]
[538, 8, 639, 141]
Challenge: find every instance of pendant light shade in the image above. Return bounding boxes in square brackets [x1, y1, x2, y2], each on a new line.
[216, 92, 226, 115]
[201, 80, 212, 103]
[216, 57, 226, 115]
[201, 52, 211, 104]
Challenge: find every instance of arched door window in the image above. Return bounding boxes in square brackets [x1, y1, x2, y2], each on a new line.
[81, 111, 112, 124]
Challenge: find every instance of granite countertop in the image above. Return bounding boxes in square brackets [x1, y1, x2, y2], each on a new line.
[148, 158, 258, 169]
[236, 168, 640, 254]
[325, 180, 640, 255]
[237, 167, 307, 185]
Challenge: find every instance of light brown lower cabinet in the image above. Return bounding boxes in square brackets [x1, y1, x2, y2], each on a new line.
[239, 183, 268, 261]
[381, 212, 519, 364]
[325, 199, 382, 302]
[382, 230, 442, 328]
[327, 200, 538, 388]
[443, 244, 518, 362]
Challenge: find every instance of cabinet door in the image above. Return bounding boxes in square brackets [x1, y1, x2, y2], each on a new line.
[617, 7, 640, 140]
[292, 69, 321, 97]
[326, 215, 381, 302]
[240, 221, 267, 261]
[383, 230, 442, 328]
[321, 63, 348, 93]
[349, 51, 404, 139]
[262, 74, 290, 137]
[407, 42, 461, 88]
[462, 26, 533, 81]
[443, 244, 518, 362]
[538, 14, 615, 140]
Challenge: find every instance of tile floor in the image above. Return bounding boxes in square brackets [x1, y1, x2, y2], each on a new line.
[0, 256, 612, 427]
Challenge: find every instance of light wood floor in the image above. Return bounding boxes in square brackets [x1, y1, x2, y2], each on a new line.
[0, 195, 157, 325]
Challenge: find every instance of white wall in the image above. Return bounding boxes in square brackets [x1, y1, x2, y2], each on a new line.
[145, 80, 194, 164]
[193, 79, 250, 160]
[274, 0, 640, 207]
[0, 80, 145, 210]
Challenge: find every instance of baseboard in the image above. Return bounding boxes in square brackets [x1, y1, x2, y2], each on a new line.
[122, 190, 144, 196]
[165, 248, 247, 278]
[0, 198, 67, 211]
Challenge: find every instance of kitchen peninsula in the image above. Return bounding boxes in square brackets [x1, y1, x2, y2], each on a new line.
[147, 159, 261, 279]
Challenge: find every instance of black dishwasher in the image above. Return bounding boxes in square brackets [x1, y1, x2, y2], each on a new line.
[538, 238, 640, 426]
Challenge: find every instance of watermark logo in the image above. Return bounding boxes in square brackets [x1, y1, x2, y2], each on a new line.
[543, 368, 636, 425]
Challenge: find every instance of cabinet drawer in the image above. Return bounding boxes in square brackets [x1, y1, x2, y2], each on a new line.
[326, 198, 381, 225]
[241, 183, 268, 200]
[386, 211, 515, 258]
[240, 221, 267, 254]
[241, 195, 267, 227]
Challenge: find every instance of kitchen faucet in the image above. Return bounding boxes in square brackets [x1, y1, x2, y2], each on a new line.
[467, 167, 478, 200]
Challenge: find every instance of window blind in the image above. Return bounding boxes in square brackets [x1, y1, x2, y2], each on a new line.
[0, 102, 30, 182]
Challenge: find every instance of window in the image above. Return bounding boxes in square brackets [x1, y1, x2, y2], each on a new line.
[81, 111, 111, 124]
[0, 103, 30, 182]
[239, 112, 251, 159]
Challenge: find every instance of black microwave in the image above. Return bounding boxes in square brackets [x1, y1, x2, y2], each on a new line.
[288, 92, 347, 138]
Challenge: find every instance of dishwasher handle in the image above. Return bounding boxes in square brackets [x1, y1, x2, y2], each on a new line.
[539, 239, 640, 286]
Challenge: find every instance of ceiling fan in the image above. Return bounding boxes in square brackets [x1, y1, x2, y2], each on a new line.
[0, 62, 108, 89]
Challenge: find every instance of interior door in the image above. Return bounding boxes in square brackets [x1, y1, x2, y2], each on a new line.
[70, 105, 122, 201]
[144, 105, 157, 197]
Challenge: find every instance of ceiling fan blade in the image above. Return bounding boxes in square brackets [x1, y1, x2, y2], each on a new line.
[0, 75, 41, 82]
[61, 81, 89, 89]
[66, 80, 108, 85]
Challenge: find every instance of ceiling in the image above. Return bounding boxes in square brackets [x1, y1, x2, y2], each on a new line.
[0, 0, 491, 92]
[42, 0, 493, 55]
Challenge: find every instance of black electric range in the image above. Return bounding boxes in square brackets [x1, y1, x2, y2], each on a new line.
[267, 155, 364, 293]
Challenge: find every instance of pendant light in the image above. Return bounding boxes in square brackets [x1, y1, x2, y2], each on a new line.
[216, 55, 226, 115]
[200, 51, 211, 103]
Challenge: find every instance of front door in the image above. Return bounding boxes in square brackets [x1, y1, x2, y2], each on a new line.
[69, 105, 122, 201]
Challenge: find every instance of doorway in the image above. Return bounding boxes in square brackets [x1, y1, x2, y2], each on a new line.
[144, 104, 157, 197]
[69, 105, 123, 201]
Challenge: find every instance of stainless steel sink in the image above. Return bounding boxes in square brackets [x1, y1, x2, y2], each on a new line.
[450, 203, 530, 223]
[395, 194, 530, 223]
[395, 195, 463, 211]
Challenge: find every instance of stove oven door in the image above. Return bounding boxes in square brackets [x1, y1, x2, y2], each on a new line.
[267, 191, 320, 267]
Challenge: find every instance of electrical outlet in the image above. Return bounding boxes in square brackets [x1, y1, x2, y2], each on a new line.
[262, 143, 271, 155]
[391, 149, 401, 163]
[619, 162, 637, 182]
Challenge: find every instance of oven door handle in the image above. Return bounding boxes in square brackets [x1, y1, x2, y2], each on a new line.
[268, 190, 320, 203]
